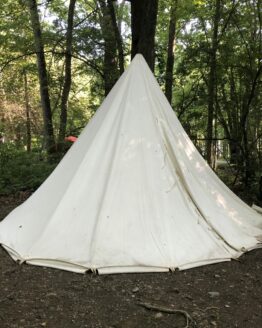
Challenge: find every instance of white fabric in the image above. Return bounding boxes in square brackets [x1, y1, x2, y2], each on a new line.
[252, 204, 262, 214]
[0, 54, 262, 274]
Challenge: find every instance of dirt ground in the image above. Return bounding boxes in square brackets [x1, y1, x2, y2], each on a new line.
[0, 193, 262, 328]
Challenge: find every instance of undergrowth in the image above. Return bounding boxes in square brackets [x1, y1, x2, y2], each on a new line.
[0, 144, 59, 195]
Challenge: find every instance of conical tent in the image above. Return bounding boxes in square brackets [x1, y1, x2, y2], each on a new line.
[0, 54, 262, 274]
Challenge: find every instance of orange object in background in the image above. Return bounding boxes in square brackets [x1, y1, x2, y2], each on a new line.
[65, 136, 78, 142]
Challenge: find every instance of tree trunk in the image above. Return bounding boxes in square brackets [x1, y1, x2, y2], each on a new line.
[165, 0, 178, 104]
[242, 126, 251, 186]
[240, 65, 262, 185]
[58, 0, 77, 147]
[98, 0, 119, 96]
[108, 0, 125, 74]
[23, 71, 31, 152]
[206, 0, 221, 165]
[130, 0, 158, 71]
[259, 176, 262, 202]
[228, 139, 241, 164]
[26, 0, 55, 153]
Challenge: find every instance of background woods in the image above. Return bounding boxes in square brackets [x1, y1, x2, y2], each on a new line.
[0, 0, 261, 200]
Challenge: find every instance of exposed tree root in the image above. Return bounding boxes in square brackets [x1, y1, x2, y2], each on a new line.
[137, 301, 196, 327]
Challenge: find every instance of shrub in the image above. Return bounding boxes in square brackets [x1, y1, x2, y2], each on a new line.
[0, 144, 58, 195]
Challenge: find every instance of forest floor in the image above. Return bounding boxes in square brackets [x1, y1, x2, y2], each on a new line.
[0, 193, 262, 328]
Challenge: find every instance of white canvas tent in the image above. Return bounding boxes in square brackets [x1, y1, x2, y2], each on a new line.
[0, 54, 262, 274]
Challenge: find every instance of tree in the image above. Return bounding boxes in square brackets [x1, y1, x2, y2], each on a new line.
[23, 70, 31, 152]
[108, 0, 125, 74]
[58, 0, 77, 146]
[25, 0, 55, 152]
[1, 0, 261, 195]
[98, 0, 120, 95]
[165, 0, 178, 104]
[215, 0, 262, 185]
[206, 0, 221, 166]
[130, 0, 159, 71]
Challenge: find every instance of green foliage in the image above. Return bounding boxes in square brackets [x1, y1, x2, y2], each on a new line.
[0, 0, 261, 192]
[0, 144, 58, 195]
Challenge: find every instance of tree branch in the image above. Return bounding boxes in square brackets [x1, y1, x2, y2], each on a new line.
[0, 51, 104, 78]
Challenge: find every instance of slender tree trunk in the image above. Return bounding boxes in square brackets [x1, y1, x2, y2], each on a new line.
[242, 125, 251, 186]
[165, 0, 178, 104]
[240, 65, 262, 185]
[98, 0, 119, 96]
[228, 139, 241, 164]
[58, 0, 77, 146]
[26, 0, 55, 152]
[108, 0, 125, 74]
[206, 0, 221, 165]
[213, 96, 218, 170]
[130, 0, 158, 71]
[259, 176, 262, 202]
[116, 0, 125, 34]
[23, 71, 31, 152]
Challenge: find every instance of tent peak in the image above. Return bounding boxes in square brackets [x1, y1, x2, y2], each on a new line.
[131, 53, 147, 64]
